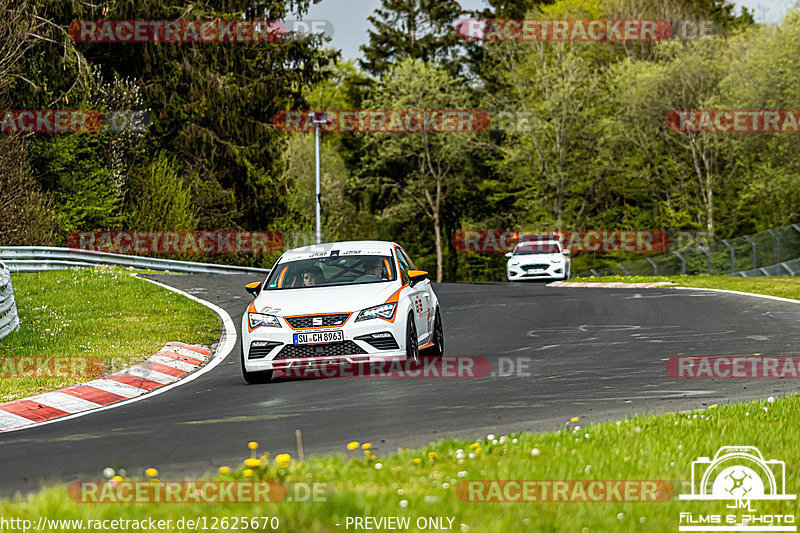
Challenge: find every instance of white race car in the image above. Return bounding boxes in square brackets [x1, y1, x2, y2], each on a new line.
[240, 241, 444, 383]
[505, 239, 571, 281]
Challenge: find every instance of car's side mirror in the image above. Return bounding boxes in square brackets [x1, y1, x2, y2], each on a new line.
[505, 252, 513, 258]
[245, 281, 262, 298]
[408, 270, 428, 285]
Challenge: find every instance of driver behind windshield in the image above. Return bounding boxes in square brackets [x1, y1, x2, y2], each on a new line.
[363, 258, 385, 279]
[302, 266, 325, 287]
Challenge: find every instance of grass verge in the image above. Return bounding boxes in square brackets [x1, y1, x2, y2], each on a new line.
[567, 275, 800, 300]
[0, 268, 220, 402]
[0, 396, 794, 532]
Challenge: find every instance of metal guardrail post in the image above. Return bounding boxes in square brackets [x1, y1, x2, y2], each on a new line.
[780, 262, 796, 276]
[721, 239, 735, 274]
[0, 261, 20, 341]
[590, 269, 599, 277]
[792, 223, 800, 235]
[767, 229, 780, 264]
[673, 251, 686, 275]
[743, 234, 756, 270]
[697, 245, 711, 275]
[645, 257, 658, 275]
[617, 263, 630, 276]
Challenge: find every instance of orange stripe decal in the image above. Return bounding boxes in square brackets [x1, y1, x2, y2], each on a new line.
[384, 283, 407, 305]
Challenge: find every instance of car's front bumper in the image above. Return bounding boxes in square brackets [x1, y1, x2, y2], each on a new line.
[243, 318, 406, 372]
[507, 263, 565, 280]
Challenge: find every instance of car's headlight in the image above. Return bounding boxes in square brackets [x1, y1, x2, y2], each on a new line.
[550, 258, 562, 263]
[355, 303, 397, 322]
[509, 260, 519, 266]
[248, 313, 281, 329]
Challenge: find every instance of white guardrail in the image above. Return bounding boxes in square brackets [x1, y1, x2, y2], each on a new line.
[0, 261, 20, 341]
[0, 247, 272, 276]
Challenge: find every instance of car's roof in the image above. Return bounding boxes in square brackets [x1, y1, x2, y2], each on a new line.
[282, 240, 398, 258]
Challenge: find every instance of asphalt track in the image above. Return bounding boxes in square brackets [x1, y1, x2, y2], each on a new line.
[2, 275, 800, 496]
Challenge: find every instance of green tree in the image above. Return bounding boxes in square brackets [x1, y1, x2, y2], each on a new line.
[26, 0, 338, 244]
[360, 0, 467, 76]
[359, 59, 479, 281]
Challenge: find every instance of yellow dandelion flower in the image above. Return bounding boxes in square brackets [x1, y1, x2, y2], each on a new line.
[708, 404, 717, 410]
[362, 443, 372, 450]
[427, 452, 439, 460]
[570, 417, 579, 423]
[145, 468, 158, 477]
[276, 453, 291, 465]
[111, 476, 123, 483]
[244, 458, 261, 468]
[347, 441, 360, 450]
[468, 443, 479, 449]
[412, 458, 421, 464]
[218, 466, 230, 474]
[248, 441, 259, 450]
[243, 469, 253, 477]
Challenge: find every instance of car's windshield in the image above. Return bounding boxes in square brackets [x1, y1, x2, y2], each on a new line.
[514, 242, 561, 254]
[264, 254, 397, 290]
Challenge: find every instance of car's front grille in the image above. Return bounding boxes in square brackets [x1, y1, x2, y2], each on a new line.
[521, 264, 549, 270]
[248, 341, 282, 359]
[276, 341, 366, 359]
[355, 333, 399, 351]
[285, 314, 350, 329]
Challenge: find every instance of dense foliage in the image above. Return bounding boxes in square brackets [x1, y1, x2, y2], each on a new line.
[4, 0, 798, 280]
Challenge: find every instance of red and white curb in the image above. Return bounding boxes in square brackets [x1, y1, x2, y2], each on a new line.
[0, 343, 210, 432]
[0, 275, 236, 434]
[548, 281, 676, 288]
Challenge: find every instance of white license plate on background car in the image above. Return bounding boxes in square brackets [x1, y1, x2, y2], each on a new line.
[293, 331, 344, 345]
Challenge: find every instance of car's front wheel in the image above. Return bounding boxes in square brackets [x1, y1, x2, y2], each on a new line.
[241, 338, 273, 384]
[424, 308, 444, 357]
[406, 313, 419, 366]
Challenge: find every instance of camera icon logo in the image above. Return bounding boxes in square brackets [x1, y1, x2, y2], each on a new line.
[680, 446, 795, 501]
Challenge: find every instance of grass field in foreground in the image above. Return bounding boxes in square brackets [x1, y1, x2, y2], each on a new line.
[0, 268, 220, 402]
[569, 274, 800, 299]
[1, 396, 796, 532]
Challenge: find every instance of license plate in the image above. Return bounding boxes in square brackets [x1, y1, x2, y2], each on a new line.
[527, 269, 540, 274]
[293, 330, 344, 345]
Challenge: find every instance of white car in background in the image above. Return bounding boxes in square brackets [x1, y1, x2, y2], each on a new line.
[505, 239, 570, 281]
[240, 241, 444, 383]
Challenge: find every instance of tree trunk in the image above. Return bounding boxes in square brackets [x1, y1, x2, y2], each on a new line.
[434, 212, 443, 283]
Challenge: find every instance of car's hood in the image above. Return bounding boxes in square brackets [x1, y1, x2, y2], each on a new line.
[510, 253, 564, 262]
[250, 282, 400, 316]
